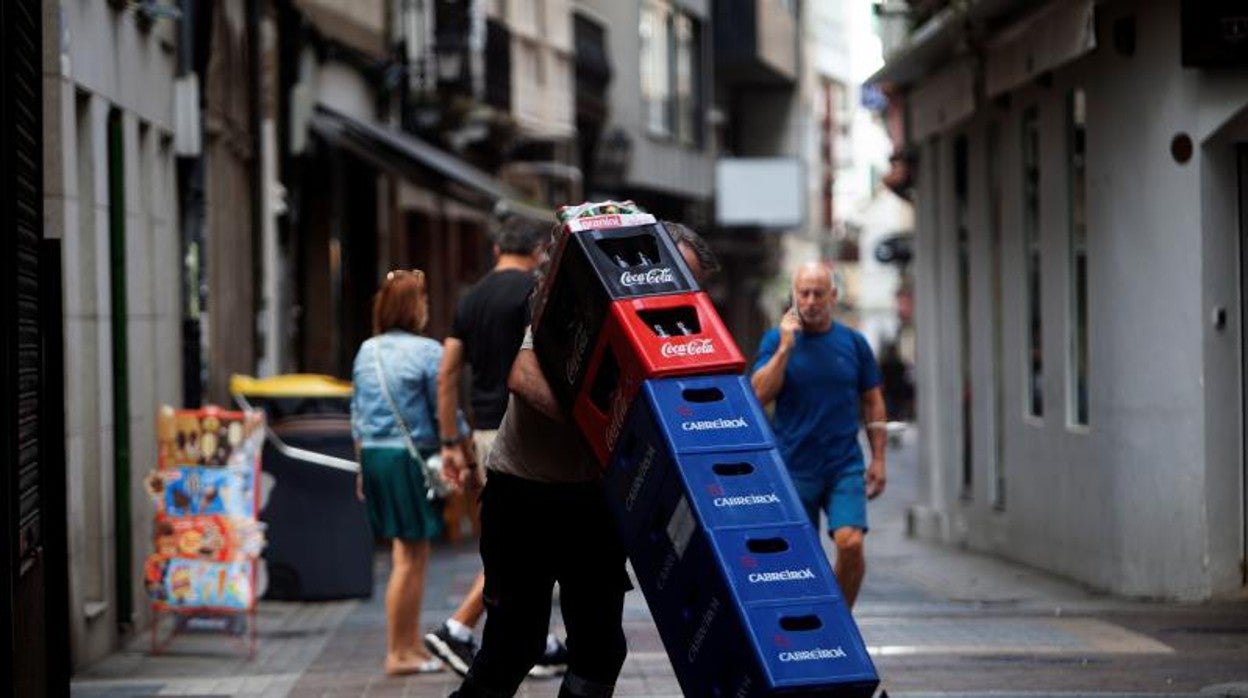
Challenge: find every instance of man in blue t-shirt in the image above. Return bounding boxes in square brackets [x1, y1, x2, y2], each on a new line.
[751, 262, 887, 609]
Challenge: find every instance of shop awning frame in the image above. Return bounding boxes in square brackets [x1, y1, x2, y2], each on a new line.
[866, 0, 1035, 88]
[309, 106, 555, 223]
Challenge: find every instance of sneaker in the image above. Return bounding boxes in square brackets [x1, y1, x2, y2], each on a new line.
[528, 638, 568, 678]
[423, 624, 477, 677]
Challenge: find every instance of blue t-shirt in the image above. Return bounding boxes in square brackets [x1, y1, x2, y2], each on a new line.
[752, 322, 882, 475]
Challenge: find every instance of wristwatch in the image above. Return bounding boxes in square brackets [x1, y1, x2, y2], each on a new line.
[440, 435, 464, 447]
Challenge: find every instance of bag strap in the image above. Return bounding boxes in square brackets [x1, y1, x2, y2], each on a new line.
[371, 339, 427, 473]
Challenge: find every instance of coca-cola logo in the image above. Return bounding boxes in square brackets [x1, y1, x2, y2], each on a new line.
[660, 338, 715, 358]
[619, 267, 674, 287]
[605, 376, 635, 448]
[565, 323, 591, 386]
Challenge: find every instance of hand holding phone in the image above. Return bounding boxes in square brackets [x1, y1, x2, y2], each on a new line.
[779, 306, 801, 349]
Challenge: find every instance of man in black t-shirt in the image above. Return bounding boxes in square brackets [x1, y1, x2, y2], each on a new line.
[427, 215, 569, 677]
[438, 214, 547, 473]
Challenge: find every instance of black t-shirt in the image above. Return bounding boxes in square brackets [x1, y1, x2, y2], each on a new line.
[449, 268, 536, 430]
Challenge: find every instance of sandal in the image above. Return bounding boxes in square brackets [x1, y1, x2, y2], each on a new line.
[385, 656, 445, 676]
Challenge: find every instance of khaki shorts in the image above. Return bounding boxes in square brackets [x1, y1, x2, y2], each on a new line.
[472, 429, 498, 484]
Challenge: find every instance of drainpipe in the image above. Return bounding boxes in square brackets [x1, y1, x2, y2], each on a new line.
[176, 0, 205, 407]
[256, 3, 283, 377]
[248, 0, 268, 378]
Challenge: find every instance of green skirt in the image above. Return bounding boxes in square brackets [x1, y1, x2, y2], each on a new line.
[359, 445, 444, 542]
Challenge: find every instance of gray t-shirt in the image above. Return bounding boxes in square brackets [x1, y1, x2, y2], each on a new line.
[484, 331, 599, 483]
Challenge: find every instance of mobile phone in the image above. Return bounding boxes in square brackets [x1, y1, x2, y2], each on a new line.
[783, 302, 802, 333]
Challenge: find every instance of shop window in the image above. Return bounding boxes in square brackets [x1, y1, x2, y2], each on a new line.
[1022, 107, 1043, 419]
[640, 0, 702, 145]
[1067, 89, 1089, 427]
[955, 135, 972, 497]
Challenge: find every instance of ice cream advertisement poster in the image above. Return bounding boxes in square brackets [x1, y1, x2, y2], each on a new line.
[146, 405, 266, 616]
[151, 465, 256, 519]
[146, 557, 254, 611]
[156, 405, 265, 469]
[153, 515, 266, 562]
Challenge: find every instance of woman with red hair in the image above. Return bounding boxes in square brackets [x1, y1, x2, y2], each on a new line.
[351, 269, 468, 675]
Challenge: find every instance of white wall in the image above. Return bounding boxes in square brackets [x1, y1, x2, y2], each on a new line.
[43, 0, 180, 667]
[910, 0, 1248, 599]
[317, 60, 374, 122]
[1199, 108, 1248, 597]
[854, 193, 911, 348]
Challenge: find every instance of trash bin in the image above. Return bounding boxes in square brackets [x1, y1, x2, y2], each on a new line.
[231, 374, 373, 601]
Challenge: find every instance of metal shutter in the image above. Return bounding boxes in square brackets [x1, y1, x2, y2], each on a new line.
[2, 0, 48, 693]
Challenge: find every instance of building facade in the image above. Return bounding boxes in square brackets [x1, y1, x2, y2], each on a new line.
[872, 0, 1248, 600]
[42, 0, 183, 667]
[802, 0, 911, 355]
[709, 0, 799, 351]
[287, 0, 559, 377]
[575, 0, 715, 218]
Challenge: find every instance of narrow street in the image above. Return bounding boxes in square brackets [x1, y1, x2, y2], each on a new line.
[71, 428, 1248, 697]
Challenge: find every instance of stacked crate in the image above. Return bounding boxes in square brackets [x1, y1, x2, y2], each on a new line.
[533, 203, 879, 697]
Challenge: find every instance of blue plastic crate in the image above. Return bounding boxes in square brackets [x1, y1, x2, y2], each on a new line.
[678, 596, 880, 697]
[670, 449, 808, 530]
[636, 375, 776, 454]
[707, 523, 841, 604]
[629, 496, 841, 610]
[630, 513, 876, 695]
[741, 597, 879, 694]
[605, 442, 808, 555]
[602, 424, 675, 553]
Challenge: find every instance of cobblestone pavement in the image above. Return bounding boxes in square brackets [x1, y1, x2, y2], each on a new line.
[73, 429, 1248, 697]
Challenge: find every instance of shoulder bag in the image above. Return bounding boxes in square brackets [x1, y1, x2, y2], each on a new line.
[372, 340, 452, 501]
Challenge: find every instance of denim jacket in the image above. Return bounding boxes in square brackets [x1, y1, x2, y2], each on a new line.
[350, 330, 469, 449]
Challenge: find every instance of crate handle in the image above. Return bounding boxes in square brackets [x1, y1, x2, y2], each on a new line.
[712, 462, 754, 476]
[637, 307, 701, 337]
[594, 234, 661, 268]
[681, 387, 724, 403]
[779, 614, 823, 632]
[588, 347, 621, 412]
[746, 537, 790, 554]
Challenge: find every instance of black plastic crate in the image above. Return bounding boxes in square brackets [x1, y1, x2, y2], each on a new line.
[533, 221, 699, 408]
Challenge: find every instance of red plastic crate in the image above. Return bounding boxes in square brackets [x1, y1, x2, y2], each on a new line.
[572, 292, 745, 466]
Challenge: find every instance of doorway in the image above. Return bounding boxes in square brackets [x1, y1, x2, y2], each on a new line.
[1239, 144, 1248, 585]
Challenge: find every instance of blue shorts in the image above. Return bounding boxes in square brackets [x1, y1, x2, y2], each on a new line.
[789, 467, 868, 534]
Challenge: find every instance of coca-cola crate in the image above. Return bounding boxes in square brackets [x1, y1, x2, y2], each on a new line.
[611, 292, 743, 374]
[572, 293, 745, 466]
[532, 218, 699, 409]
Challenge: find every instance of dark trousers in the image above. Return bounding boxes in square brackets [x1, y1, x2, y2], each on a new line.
[454, 471, 630, 698]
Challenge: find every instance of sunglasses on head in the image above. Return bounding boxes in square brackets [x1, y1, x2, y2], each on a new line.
[386, 269, 426, 284]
